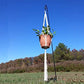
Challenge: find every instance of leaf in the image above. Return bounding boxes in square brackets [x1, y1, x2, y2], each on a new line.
[42, 30, 44, 32]
[43, 26, 45, 28]
[37, 30, 40, 32]
[35, 32, 38, 34]
[53, 31, 56, 34]
[33, 29, 37, 31]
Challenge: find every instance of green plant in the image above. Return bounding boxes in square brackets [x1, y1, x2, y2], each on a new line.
[33, 25, 56, 38]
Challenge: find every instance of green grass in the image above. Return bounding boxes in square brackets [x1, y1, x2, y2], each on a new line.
[0, 72, 84, 84]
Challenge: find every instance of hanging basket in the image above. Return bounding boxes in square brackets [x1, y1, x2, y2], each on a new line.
[39, 34, 52, 49]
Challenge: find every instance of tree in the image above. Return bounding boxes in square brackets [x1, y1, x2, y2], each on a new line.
[71, 49, 79, 60]
[54, 43, 70, 62]
[77, 49, 84, 60]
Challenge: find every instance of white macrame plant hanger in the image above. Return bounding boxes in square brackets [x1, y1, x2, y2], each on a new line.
[42, 6, 50, 81]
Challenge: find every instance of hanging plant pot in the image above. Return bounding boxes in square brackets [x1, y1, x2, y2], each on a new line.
[39, 34, 52, 49]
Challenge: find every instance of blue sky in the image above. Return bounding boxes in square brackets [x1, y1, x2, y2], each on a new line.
[0, 0, 84, 63]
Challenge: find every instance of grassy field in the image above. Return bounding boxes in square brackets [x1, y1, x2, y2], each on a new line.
[0, 72, 84, 84]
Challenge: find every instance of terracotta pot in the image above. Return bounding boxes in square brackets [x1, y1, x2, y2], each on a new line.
[39, 34, 52, 49]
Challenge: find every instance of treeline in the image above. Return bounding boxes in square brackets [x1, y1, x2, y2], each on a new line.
[54, 43, 84, 62]
[0, 43, 84, 73]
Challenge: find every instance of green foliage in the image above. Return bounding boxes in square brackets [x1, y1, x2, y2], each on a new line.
[54, 43, 70, 61]
[48, 61, 84, 72]
[48, 66, 54, 72]
[33, 29, 40, 36]
[33, 25, 56, 38]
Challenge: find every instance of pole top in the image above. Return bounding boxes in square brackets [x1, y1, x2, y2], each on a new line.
[45, 5, 48, 12]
